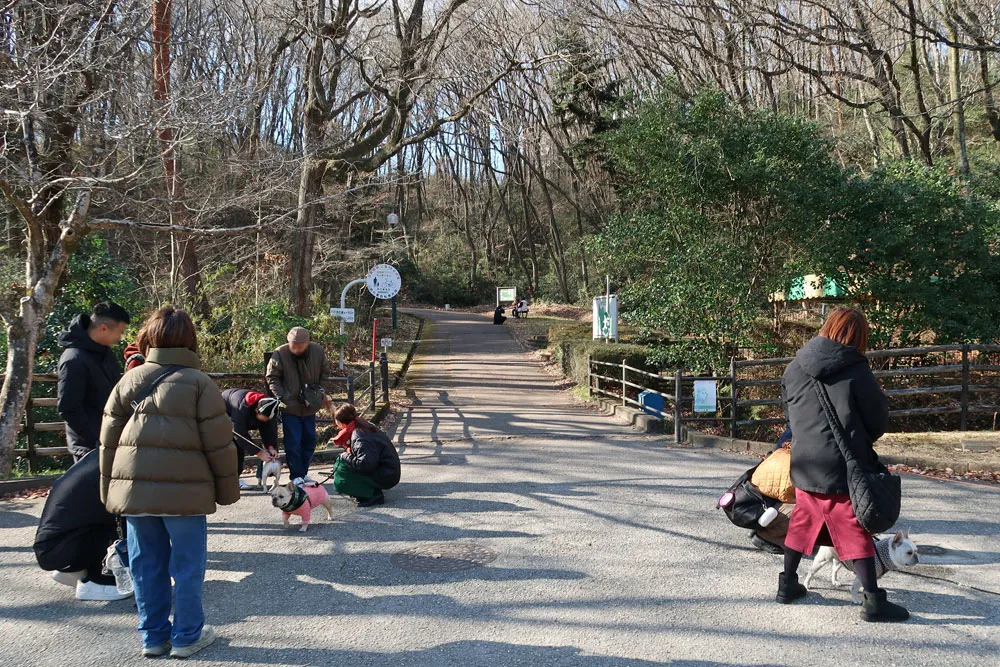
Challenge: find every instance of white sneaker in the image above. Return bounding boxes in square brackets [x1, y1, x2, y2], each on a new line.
[292, 477, 305, 487]
[238, 479, 252, 490]
[169, 625, 216, 659]
[301, 475, 316, 484]
[76, 579, 133, 601]
[51, 570, 85, 587]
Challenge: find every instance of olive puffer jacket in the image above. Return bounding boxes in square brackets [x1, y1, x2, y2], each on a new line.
[100, 347, 240, 515]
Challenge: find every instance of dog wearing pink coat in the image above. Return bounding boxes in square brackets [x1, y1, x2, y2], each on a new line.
[270, 481, 335, 532]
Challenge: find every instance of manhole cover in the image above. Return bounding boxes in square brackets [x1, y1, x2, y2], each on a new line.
[391, 542, 497, 572]
[920, 545, 948, 556]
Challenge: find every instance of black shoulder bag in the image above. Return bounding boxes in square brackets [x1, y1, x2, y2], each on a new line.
[296, 357, 325, 409]
[811, 378, 901, 534]
[128, 366, 183, 419]
[716, 463, 777, 529]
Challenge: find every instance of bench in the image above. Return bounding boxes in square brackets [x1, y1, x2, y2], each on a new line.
[512, 304, 530, 319]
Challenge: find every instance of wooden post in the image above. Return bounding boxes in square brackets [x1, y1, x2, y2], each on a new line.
[674, 370, 683, 443]
[587, 359, 593, 397]
[369, 362, 376, 410]
[379, 351, 390, 403]
[729, 358, 738, 440]
[960, 344, 969, 431]
[25, 397, 37, 475]
[622, 359, 627, 406]
[347, 375, 355, 404]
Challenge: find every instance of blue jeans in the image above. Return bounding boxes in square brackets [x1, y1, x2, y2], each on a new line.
[126, 515, 207, 649]
[282, 413, 316, 480]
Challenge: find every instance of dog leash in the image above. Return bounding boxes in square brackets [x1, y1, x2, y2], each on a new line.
[232, 430, 274, 456]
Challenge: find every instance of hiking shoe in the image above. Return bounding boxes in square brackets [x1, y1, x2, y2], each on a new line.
[861, 589, 910, 623]
[169, 626, 216, 659]
[76, 579, 132, 601]
[141, 643, 170, 658]
[51, 570, 85, 587]
[357, 491, 385, 508]
[750, 533, 784, 555]
[776, 571, 807, 604]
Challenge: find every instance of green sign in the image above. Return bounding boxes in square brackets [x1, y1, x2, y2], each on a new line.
[498, 287, 517, 303]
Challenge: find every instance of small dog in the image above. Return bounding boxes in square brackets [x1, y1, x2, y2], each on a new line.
[804, 530, 919, 603]
[270, 481, 334, 532]
[260, 459, 282, 492]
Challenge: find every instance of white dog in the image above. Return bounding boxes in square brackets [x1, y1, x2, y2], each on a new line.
[260, 459, 282, 492]
[804, 530, 919, 603]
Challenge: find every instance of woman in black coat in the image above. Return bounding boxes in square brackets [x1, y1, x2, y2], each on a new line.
[777, 308, 907, 622]
[331, 403, 401, 507]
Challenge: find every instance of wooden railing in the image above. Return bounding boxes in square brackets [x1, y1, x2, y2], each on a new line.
[3, 357, 392, 473]
[589, 343, 1000, 442]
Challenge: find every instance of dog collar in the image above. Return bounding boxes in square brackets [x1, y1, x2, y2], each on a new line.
[278, 485, 308, 513]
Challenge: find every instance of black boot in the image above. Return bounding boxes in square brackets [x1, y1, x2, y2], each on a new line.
[861, 589, 909, 623]
[357, 490, 385, 508]
[776, 572, 807, 604]
[750, 533, 784, 555]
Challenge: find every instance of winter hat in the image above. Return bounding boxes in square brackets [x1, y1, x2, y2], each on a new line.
[246, 392, 280, 418]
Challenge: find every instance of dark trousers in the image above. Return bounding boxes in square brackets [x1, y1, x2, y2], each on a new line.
[35, 525, 117, 585]
[281, 414, 316, 480]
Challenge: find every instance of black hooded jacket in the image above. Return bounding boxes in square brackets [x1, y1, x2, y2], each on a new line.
[782, 336, 889, 495]
[341, 428, 401, 490]
[222, 388, 278, 450]
[57, 314, 122, 458]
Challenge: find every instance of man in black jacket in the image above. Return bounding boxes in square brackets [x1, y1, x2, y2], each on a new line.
[57, 302, 130, 460]
[34, 451, 131, 601]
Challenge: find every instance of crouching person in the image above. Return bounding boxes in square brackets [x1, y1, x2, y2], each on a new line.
[101, 307, 239, 659]
[34, 450, 131, 601]
[331, 404, 401, 507]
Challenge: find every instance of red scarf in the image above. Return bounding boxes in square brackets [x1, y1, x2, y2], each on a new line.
[333, 420, 356, 453]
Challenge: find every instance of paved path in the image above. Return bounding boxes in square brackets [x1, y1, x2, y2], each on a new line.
[1, 308, 998, 666]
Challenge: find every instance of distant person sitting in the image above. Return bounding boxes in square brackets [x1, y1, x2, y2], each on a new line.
[57, 301, 131, 461]
[493, 305, 507, 325]
[331, 404, 401, 507]
[34, 450, 132, 601]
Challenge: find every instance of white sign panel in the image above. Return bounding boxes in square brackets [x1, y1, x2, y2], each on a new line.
[592, 295, 618, 340]
[366, 263, 402, 300]
[693, 380, 718, 413]
[381, 338, 393, 348]
[329, 307, 355, 323]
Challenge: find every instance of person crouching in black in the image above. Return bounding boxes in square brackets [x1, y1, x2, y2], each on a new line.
[34, 450, 132, 601]
[493, 305, 507, 325]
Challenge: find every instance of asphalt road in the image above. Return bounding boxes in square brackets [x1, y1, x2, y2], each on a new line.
[0, 307, 997, 666]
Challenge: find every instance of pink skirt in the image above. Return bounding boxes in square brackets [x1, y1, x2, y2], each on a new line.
[784, 488, 875, 561]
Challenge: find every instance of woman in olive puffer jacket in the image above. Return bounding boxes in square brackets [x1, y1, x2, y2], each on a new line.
[100, 307, 238, 659]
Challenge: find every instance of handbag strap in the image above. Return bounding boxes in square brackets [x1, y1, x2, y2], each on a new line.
[810, 377, 860, 467]
[128, 365, 183, 419]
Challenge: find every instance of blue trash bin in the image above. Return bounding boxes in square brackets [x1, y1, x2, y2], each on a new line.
[638, 390, 664, 417]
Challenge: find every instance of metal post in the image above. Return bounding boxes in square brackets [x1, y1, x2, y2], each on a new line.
[960, 343, 970, 431]
[674, 370, 683, 443]
[369, 362, 376, 410]
[729, 357, 738, 440]
[622, 359, 627, 406]
[347, 375, 355, 404]
[380, 351, 390, 403]
[392, 297, 397, 330]
[339, 277, 367, 370]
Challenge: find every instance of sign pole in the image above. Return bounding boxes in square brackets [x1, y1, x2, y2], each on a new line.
[392, 296, 397, 329]
[339, 278, 367, 370]
[605, 275, 610, 343]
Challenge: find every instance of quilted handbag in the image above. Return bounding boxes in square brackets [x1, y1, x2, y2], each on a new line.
[811, 378, 901, 534]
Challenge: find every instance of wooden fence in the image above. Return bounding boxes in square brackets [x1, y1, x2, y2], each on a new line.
[590, 343, 1000, 442]
[4, 355, 390, 473]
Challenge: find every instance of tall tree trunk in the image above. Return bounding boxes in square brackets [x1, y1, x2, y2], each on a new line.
[946, 7, 970, 175]
[152, 0, 208, 314]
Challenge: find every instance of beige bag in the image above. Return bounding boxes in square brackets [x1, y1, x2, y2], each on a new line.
[751, 448, 796, 504]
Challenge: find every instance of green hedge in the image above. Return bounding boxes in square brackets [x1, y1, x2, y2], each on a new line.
[552, 339, 653, 388]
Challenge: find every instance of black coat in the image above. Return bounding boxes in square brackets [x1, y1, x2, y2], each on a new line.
[222, 388, 278, 450]
[34, 450, 118, 570]
[341, 428, 401, 490]
[782, 336, 889, 495]
[57, 314, 122, 458]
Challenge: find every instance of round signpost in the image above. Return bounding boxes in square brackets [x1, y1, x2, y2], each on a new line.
[365, 263, 402, 300]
